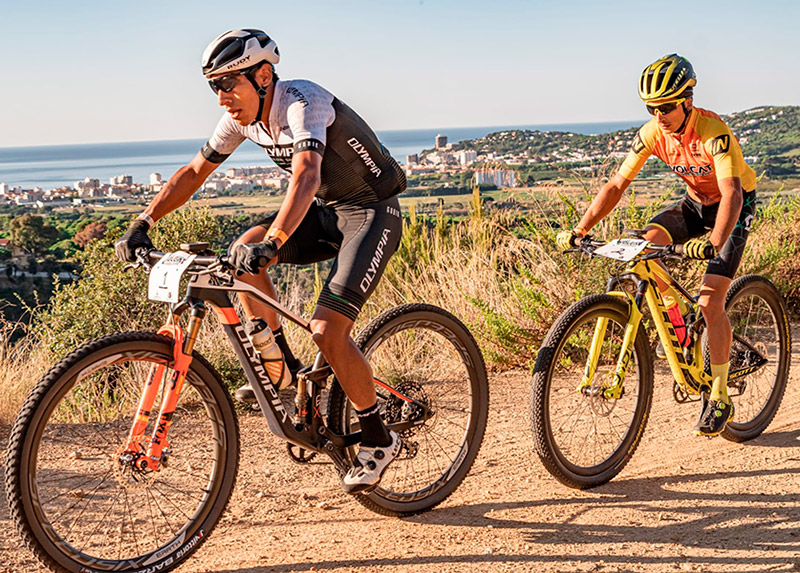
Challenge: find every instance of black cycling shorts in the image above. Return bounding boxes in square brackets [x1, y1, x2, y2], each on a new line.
[647, 190, 756, 279]
[237, 195, 402, 321]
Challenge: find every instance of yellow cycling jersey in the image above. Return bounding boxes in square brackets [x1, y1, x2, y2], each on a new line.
[618, 107, 757, 205]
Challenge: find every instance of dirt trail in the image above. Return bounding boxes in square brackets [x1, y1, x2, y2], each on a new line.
[2, 329, 799, 573]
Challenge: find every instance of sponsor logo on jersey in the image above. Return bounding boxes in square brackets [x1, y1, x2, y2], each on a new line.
[386, 205, 400, 218]
[360, 228, 391, 293]
[669, 163, 713, 177]
[709, 134, 731, 156]
[347, 137, 382, 177]
[286, 87, 309, 108]
[631, 133, 646, 154]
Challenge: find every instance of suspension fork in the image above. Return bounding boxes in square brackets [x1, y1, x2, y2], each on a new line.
[123, 303, 205, 471]
[579, 279, 645, 399]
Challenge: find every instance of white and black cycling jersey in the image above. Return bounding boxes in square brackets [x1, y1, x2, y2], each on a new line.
[202, 79, 406, 205]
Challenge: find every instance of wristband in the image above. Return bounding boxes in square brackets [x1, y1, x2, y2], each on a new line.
[136, 213, 155, 229]
[266, 227, 289, 246]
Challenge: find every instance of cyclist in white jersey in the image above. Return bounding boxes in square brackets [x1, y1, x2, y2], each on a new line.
[116, 29, 406, 493]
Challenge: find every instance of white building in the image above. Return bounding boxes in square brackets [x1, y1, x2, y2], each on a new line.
[150, 173, 163, 185]
[0, 183, 8, 195]
[110, 175, 134, 185]
[458, 150, 478, 165]
[474, 168, 517, 188]
[76, 177, 101, 191]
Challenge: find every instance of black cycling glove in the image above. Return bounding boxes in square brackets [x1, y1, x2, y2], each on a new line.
[230, 240, 278, 274]
[115, 219, 154, 262]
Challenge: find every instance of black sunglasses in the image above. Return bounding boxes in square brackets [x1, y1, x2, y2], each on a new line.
[646, 98, 686, 116]
[208, 71, 246, 94]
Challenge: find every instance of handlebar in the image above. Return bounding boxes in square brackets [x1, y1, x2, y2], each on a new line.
[570, 235, 681, 261]
[134, 247, 232, 270]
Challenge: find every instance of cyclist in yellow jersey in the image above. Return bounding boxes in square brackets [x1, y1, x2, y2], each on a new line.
[557, 54, 757, 437]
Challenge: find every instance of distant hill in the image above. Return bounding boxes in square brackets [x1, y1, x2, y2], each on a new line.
[427, 106, 800, 178]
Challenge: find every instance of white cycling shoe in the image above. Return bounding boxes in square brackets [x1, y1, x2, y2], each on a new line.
[341, 430, 402, 494]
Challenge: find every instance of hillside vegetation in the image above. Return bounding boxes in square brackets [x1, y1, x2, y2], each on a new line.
[2, 185, 800, 424]
[440, 106, 800, 178]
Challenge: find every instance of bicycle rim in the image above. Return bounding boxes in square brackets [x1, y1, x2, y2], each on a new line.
[9, 334, 237, 572]
[724, 277, 790, 436]
[332, 304, 488, 515]
[532, 295, 652, 487]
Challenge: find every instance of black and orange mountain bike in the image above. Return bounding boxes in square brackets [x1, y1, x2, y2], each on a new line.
[6, 243, 489, 573]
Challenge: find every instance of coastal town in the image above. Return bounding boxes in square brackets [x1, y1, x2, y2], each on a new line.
[0, 105, 794, 212]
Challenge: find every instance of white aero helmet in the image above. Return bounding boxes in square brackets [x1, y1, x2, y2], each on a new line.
[201, 29, 280, 78]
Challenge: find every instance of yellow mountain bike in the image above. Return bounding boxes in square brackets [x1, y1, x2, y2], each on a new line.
[529, 232, 791, 489]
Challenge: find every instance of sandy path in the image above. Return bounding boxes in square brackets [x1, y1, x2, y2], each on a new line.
[2, 328, 799, 573]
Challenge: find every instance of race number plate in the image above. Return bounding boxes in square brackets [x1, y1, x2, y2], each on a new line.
[148, 251, 197, 303]
[593, 238, 649, 262]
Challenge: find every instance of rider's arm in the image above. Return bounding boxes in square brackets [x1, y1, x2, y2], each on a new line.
[575, 173, 633, 234]
[143, 152, 219, 223]
[709, 177, 743, 250]
[265, 150, 323, 247]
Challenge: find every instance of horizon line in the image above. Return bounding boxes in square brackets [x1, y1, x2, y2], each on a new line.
[0, 118, 648, 152]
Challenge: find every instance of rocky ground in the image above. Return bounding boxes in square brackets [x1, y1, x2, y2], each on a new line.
[2, 329, 799, 573]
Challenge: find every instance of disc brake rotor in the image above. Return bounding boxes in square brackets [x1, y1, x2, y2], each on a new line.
[112, 435, 158, 490]
[589, 373, 618, 417]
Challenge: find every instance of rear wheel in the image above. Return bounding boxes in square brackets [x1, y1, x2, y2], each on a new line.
[5, 332, 239, 573]
[718, 275, 791, 442]
[328, 303, 489, 517]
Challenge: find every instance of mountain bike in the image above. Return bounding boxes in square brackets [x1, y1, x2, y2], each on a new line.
[529, 232, 790, 489]
[6, 243, 489, 573]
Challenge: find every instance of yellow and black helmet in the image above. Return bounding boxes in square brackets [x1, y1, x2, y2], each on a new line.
[638, 54, 696, 105]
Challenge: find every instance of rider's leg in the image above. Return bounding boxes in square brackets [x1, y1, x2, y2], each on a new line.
[643, 225, 689, 346]
[309, 306, 391, 446]
[642, 225, 673, 293]
[698, 273, 733, 402]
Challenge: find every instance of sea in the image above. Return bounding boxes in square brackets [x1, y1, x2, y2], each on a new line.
[0, 121, 640, 190]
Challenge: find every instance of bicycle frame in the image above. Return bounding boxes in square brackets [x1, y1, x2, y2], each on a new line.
[582, 258, 715, 399]
[123, 268, 431, 475]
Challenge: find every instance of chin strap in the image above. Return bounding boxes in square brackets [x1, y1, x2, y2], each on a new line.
[676, 102, 691, 134]
[246, 73, 269, 126]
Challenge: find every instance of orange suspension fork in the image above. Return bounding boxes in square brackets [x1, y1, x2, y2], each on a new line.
[124, 306, 205, 471]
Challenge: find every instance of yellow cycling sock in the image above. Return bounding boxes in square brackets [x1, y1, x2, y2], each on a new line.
[709, 362, 730, 403]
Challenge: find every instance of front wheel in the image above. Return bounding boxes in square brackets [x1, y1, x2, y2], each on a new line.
[530, 294, 654, 489]
[719, 275, 791, 442]
[327, 303, 489, 517]
[5, 332, 239, 573]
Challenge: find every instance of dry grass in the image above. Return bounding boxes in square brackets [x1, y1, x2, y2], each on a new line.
[2, 185, 799, 423]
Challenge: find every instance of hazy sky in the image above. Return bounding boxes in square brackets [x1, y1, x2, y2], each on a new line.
[2, 0, 798, 147]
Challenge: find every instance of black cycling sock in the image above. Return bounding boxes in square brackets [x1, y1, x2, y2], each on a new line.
[273, 326, 300, 371]
[355, 403, 391, 448]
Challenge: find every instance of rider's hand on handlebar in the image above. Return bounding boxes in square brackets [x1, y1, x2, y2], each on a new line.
[115, 219, 154, 262]
[682, 238, 718, 260]
[230, 240, 278, 275]
[556, 228, 586, 251]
